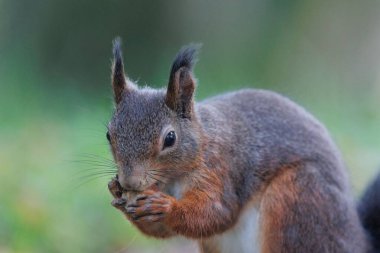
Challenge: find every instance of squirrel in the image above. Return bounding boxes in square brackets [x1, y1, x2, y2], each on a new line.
[106, 38, 380, 253]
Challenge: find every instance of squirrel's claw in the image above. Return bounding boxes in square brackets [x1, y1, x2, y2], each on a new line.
[108, 177, 123, 198]
[111, 198, 126, 207]
[111, 198, 128, 214]
[108, 177, 129, 214]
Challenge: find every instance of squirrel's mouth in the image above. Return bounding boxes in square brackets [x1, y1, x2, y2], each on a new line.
[116, 173, 162, 192]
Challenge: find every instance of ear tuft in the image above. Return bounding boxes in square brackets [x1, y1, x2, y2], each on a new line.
[113, 37, 122, 65]
[169, 44, 201, 83]
[166, 44, 201, 118]
[111, 37, 127, 104]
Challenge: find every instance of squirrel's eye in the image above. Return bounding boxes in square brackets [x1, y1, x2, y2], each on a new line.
[106, 131, 111, 142]
[163, 131, 176, 149]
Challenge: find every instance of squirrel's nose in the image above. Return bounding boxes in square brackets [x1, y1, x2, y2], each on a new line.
[118, 175, 143, 191]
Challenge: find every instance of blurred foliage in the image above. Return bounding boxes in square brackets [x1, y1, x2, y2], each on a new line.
[0, 0, 379, 252]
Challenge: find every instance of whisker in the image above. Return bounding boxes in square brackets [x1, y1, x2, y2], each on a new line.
[150, 169, 191, 174]
[71, 170, 117, 178]
[73, 167, 117, 172]
[73, 171, 117, 180]
[149, 169, 190, 180]
[78, 153, 115, 163]
[70, 159, 116, 166]
[70, 174, 114, 190]
[70, 173, 116, 186]
[69, 165, 117, 173]
[148, 170, 169, 176]
[148, 171, 172, 181]
[147, 172, 168, 185]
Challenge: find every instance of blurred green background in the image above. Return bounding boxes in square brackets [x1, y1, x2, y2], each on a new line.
[0, 0, 379, 252]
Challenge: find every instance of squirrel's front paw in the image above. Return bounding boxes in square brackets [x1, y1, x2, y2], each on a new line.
[108, 176, 123, 198]
[125, 190, 176, 222]
[108, 177, 129, 214]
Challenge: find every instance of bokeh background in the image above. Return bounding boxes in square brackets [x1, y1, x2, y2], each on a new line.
[1, 1, 379, 252]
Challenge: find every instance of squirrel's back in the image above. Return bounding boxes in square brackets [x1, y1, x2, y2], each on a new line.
[197, 88, 347, 191]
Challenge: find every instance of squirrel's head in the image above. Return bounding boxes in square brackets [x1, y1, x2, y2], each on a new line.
[107, 38, 202, 191]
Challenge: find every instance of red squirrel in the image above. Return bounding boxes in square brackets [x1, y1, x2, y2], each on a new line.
[106, 38, 380, 253]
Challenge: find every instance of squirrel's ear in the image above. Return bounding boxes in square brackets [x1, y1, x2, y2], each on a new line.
[111, 37, 129, 104]
[165, 44, 200, 118]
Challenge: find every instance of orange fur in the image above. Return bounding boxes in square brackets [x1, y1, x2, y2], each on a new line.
[260, 166, 300, 253]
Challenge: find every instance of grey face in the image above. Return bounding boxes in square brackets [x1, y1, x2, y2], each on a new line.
[108, 39, 200, 191]
[107, 90, 175, 190]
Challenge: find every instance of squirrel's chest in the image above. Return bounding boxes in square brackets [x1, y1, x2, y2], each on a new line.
[199, 203, 260, 253]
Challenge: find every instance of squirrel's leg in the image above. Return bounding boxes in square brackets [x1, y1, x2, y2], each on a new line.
[259, 164, 366, 253]
[108, 178, 175, 238]
[125, 179, 238, 239]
